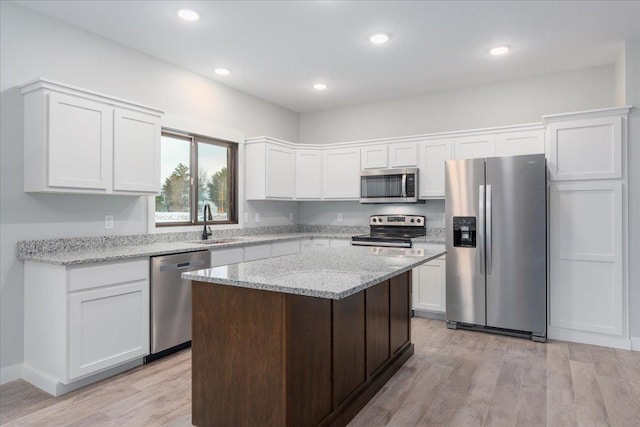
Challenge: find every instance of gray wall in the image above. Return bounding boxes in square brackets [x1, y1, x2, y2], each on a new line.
[0, 2, 299, 374]
[299, 65, 615, 144]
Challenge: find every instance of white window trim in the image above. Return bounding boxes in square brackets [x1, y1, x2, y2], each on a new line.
[148, 113, 245, 234]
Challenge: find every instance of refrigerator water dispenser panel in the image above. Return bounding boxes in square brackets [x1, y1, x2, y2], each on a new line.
[453, 216, 476, 248]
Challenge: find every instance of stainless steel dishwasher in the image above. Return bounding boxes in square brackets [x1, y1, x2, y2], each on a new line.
[145, 250, 210, 363]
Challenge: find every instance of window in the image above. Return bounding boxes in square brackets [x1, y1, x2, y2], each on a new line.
[155, 130, 237, 226]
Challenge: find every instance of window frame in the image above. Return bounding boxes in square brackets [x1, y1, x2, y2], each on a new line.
[156, 129, 238, 227]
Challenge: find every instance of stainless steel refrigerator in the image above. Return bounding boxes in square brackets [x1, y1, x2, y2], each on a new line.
[445, 154, 546, 342]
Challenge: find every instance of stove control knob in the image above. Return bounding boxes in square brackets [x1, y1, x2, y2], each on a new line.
[378, 217, 383, 222]
[410, 218, 415, 223]
[417, 218, 422, 223]
[372, 218, 377, 223]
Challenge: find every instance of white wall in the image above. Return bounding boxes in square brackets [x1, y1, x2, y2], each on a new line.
[299, 66, 615, 144]
[0, 2, 299, 376]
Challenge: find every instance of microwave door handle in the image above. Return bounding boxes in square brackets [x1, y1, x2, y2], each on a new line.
[401, 173, 407, 198]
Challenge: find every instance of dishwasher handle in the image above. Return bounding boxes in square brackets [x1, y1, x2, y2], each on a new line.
[159, 259, 207, 272]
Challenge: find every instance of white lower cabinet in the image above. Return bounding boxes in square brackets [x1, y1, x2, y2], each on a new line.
[412, 255, 446, 316]
[244, 244, 272, 261]
[300, 238, 347, 253]
[210, 247, 245, 267]
[23, 259, 149, 396]
[271, 240, 301, 257]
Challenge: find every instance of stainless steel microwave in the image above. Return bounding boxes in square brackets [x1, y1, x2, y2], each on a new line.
[360, 168, 419, 203]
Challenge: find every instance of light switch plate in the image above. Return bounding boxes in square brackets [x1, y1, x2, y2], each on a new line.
[289, 212, 293, 222]
[337, 213, 343, 222]
[254, 213, 260, 223]
[104, 215, 114, 229]
[244, 212, 249, 223]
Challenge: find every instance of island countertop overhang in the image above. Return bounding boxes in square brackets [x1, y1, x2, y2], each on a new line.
[182, 246, 446, 300]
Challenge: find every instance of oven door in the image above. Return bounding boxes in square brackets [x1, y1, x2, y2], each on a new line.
[351, 236, 413, 248]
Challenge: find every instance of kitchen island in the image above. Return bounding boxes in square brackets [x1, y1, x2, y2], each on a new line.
[183, 246, 445, 427]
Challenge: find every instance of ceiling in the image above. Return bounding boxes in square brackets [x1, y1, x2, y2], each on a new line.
[15, 0, 640, 113]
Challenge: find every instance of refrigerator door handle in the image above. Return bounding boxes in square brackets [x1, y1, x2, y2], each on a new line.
[479, 184, 485, 274]
[486, 184, 492, 274]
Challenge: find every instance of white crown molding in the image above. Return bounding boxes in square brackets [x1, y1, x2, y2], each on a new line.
[542, 106, 632, 123]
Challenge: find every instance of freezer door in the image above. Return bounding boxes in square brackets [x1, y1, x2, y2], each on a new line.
[445, 158, 486, 325]
[485, 154, 546, 335]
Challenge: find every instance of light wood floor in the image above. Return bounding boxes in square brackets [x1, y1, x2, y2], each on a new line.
[2, 318, 639, 426]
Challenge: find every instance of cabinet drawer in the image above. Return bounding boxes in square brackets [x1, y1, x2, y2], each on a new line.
[210, 248, 244, 267]
[244, 244, 272, 261]
[69, 259, 148, 292]
[271, 241, 300, 257]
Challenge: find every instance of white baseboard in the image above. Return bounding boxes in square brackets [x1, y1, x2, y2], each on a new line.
[631, 336, 640, 351]
[23, 359, 143, 396]
[0, 364, 22, 385]
[548, 327, 632, 350]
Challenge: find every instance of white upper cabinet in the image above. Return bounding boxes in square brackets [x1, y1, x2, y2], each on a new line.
[295, 149, 322, 199]
[245, 138, 295, 200]
[361, 145, 388, 169]
[323, 147, 360, 199]
[20, 79, 163, 195]
[389, 142, 418, 167]
[495, 129, 545, 157]
[419, 139, 452, 199]
[545, 112, 624, 181]
[361, 142, 418, 169]
[113, 108, 161, 193]
[453, 134, 496, 159]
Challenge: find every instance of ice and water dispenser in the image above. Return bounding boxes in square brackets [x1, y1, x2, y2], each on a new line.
[452, 216, 476, 248]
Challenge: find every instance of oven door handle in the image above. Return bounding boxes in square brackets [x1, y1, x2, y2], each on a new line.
[351, 240, 412, 248]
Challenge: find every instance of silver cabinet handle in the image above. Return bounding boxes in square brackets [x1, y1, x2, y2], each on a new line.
[479, 185, 485, 274]
[486, 184, 492, 274]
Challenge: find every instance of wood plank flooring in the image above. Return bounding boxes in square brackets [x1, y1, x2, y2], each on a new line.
[2, 318, 639, 426]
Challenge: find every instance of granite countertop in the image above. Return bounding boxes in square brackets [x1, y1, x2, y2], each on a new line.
[182, 246, 446, 300]
[17, 227, 445, 266]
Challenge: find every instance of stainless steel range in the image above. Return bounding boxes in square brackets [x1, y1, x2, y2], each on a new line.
[351, 214, 426, 248]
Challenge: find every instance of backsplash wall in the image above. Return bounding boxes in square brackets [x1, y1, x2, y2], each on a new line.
[298, 200, 445, 228]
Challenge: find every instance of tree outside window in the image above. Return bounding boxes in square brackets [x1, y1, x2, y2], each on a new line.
[156, 131, 236, 226]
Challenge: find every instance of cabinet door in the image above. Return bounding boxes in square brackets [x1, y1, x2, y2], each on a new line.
[412, 259, 446, 313]
[549, 181, 623, 336]
[389, 273, 410, 355]
[495, 130, 544, 157]
[210, 248, 244, 267]
[366, 280, 390, 376]
[69, 281, 149, 380]
[323, 148, 360, 199]
[547, 116, 622, 181]
[244, 244, 272, 261]
[419, 139, 453, 198]
[295, 150, 322, 199]
[389, 143, 418, 167]
[266, 145, 295, 198]
[271, 241, 300, 257]
[454, 134, 496, 159]
[48, 92, 112, 190]
[113, 108, 161, 193]
[361, 146, 388, 169]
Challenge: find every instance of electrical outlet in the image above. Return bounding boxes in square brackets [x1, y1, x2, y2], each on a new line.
[289, 212, 293, 222]
[244, 212, 249, 223]
[254, 213, 260, 223]
[337, 213, 343, 222]
[104, 215, 114, 229]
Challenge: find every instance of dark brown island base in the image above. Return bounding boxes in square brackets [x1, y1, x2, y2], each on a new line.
[191, 270, 413, 427]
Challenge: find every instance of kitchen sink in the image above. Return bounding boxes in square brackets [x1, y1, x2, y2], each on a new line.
[187, 238, 239, 245]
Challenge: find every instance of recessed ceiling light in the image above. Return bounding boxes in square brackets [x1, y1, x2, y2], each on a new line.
[313, 83, 327, 91]
[178, 9, 200, 21]
[489, 46, 510, 56]
[215, 68, 230, 76]
[369, 33, 389, 45]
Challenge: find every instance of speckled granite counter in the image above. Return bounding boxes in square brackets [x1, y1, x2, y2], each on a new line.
[182, 246, 445, 299]
[17, 227, 444, 266]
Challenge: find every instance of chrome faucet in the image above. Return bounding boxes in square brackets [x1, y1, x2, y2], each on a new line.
[202, 204, 213, 240]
